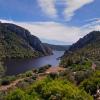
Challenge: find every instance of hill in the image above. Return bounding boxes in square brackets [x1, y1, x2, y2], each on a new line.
[0, 22, 53, 77]
[60, 31, 100, 68]
[0, 22, 52, 60]
[44, 43, 70, 51]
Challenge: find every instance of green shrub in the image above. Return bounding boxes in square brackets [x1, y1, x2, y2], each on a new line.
[28, 78, 93, 100]
[80, 71, 100, 95]
[48, 72, 59, 79]
[0, 92, 6, 100]
[38, 64, 51, 73]
[74, 70, 93, 85]
[16, 81, 29, 90]
[25, 71, 33, 77]
[1, 79, 10, 85]
[0, 62, 5, 77]
[6, 89, 32, 100]
[0, 76, 16, 86]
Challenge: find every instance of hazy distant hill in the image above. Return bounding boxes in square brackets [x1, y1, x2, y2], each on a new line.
[44, 43, 70, 51]
[61, 31, 100, 67]
[0, 22, 52, 59]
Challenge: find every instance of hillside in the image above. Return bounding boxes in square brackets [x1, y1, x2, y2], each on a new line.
[0, 22, 52, 60]
[44, 43, 70, 51]
[60, 31, 100, 68]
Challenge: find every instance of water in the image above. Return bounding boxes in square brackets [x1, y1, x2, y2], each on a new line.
[4, 51, 64, 75]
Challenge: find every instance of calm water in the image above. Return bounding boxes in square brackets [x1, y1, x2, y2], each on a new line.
[5, 51, 64, 75]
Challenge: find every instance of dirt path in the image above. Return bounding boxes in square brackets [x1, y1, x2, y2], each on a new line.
[0, 67, 65, 92]
[45, 67, 65, 74]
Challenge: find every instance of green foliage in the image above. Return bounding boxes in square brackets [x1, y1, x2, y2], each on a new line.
[74, 70, 93, 85]
[16, 81, 30, 90]
[61, 55, 92, 71]
[1, 79, 10, 85]
[48, 72, 59, 79]
[0, 76, 16, 86]
[61, 31, 100, 69]
[25, 71, 33, 77]
[59, 69, 93, 85]
[38, 64, 51, 73]
[0, 62, 5, 77]
[0, 92, 5, 100]
[80, 71, 100, 95]
[28, 78, 93, 100]
[6, 89, 32, 100]
[5, 77, 93, 100]
[0, 24, 41, 60]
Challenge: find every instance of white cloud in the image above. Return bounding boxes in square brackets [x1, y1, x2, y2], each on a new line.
[0, 19, 100, 45]
[38, 0, 57, 18]
[37, 0, 94, 21]
[17, 22, 81, 44]
[64, 0, 94, 21]
[85, 18, 100, 22]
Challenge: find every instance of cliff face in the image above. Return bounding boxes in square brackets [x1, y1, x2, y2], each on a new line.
[61, 31, 100, 67]
[68, 31, 99, 52]
[0, 22, 52, 59]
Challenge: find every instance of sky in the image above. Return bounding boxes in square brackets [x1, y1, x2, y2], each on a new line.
[0, 0, 100, 45]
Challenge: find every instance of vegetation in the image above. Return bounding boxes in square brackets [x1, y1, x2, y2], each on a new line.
[0, 62, 5, 77]
[0, 76, 16, 86]
[59, 31, 100, 99]
[37, 64, 51, 73]
[5, 77, 93, 100]
[0, 30, 100, 100]
[80, 71, 100, 95]
[6, 89, 32, 100]
[0, 22, 53, 81]
[61, 31, 100, 68]
[0, 25, 40, 59]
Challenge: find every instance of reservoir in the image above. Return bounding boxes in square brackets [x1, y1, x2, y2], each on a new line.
[5, 51, 64, 75]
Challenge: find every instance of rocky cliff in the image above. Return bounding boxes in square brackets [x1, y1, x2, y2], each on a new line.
[61, 31, 100, 67]
[0, 22, 52, 59]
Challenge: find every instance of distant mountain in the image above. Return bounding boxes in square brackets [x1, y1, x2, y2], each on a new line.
[0, 22, 52, 60]
[61, 31, 100, 67]
[44, 43, 70, 51]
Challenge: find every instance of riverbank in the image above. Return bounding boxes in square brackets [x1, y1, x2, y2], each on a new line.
[0, 66, 65, 92]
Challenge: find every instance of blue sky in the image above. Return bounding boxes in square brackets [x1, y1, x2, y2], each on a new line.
[0, 0, 100, 45]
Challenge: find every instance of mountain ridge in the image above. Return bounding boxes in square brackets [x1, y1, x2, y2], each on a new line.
[61, 31, 100, 67]
[44, 43, 70, 51]
[0, 22, 52, 60]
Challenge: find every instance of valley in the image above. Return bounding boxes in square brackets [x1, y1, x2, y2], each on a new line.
[0, 23, 99, 100]
[0, 1, 100, 99]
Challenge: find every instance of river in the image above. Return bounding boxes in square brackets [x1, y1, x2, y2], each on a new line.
[4, 51, 64, 75]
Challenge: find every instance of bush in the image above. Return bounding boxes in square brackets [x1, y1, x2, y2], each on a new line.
[0, 76, 16, 86]
[80, 78, 100, 95]
[38, 64, 51, 73]
[6, 89, 32, 100]
[28, 78, 93, 100]
[0, 62, 5, 77]
[80, 71, 100, 95]
[16, 81, 29, 90]
[5, 77, 93, 100]
[0, 92, 6, 100]
[74, 70, 93, 85]
[24, 78, 34, 84]
[48, 72, 59, 79]
[1, 79, 10, 85]
[25, 71, 33, 77]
